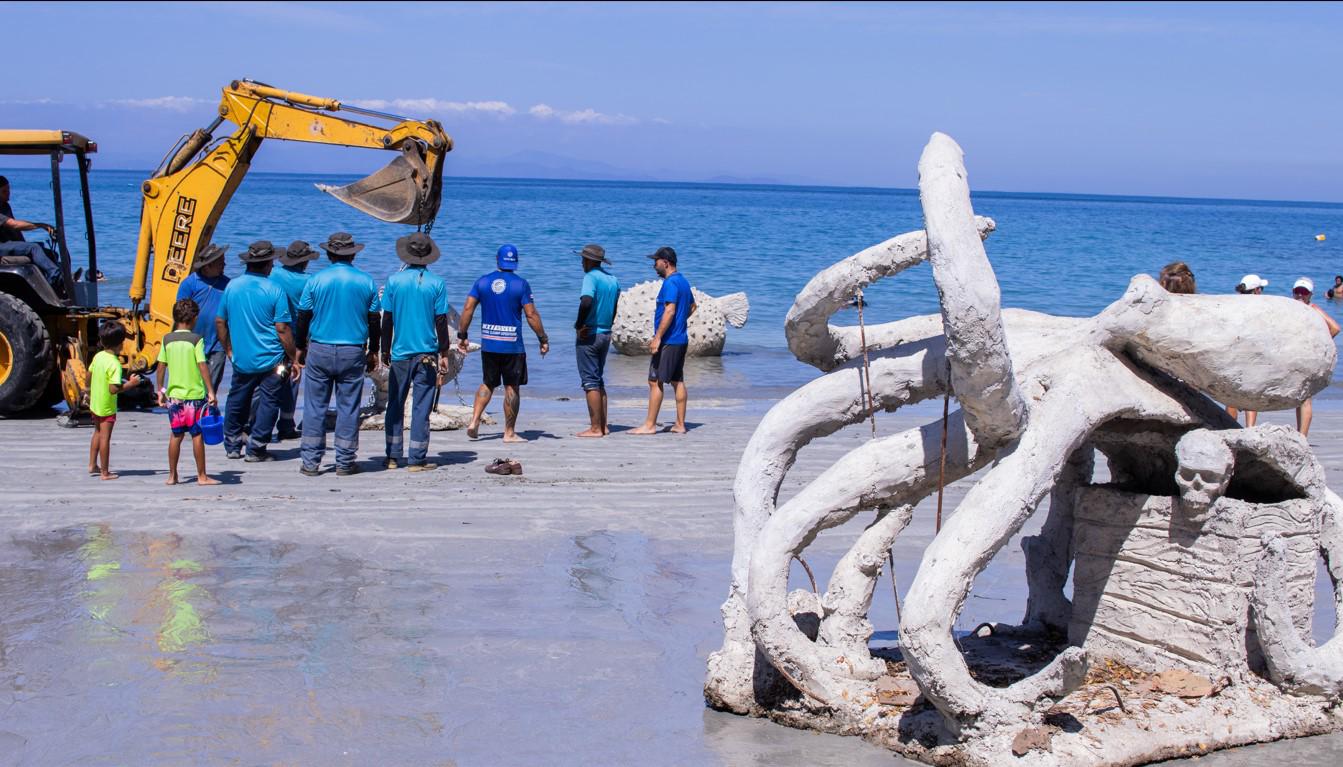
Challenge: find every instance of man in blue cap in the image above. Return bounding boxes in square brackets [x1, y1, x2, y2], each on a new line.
[295, 232, 382, 476]
[380, 232, 452, 472]
[214, 240, 297, 462]
[178, 242, 231, 391]
[457, 244, 549, 443]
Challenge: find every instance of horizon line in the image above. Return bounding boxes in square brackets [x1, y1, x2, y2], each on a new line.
[3, 165, 1341, 209]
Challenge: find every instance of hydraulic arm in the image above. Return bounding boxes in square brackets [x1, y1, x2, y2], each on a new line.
[124, 79, 451, 371]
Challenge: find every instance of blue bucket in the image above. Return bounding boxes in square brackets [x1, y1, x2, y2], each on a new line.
[198, 406, 224, 446]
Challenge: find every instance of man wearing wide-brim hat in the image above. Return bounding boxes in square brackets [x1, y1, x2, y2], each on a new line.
[214, 240, 298, 461]
[294, 231, 382, 476]
[573, 243, 620, 438]
[379, 232, 452, 471]
[177, 242, 231, 390]
[261, 240, 320, 441]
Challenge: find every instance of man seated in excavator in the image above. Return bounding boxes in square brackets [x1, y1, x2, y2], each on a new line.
[0, 175, 64, 294]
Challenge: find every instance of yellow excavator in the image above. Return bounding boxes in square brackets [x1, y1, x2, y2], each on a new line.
[0, 80, 451, 419]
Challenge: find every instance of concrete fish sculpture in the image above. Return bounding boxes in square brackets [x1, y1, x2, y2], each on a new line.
[611, 280, 750, 356]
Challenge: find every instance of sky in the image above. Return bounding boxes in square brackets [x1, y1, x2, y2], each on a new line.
[3, 1, 1343, 201]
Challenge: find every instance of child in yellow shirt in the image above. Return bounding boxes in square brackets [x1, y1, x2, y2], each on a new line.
[155, 298, 220, 485]
[88, 321, 142, 480]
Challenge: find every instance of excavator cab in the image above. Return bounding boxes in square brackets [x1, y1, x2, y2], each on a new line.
[0, 131, 103, 415]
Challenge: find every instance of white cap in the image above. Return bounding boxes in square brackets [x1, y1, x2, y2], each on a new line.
[1294, 277, 1315, 293]
[1239, 274, 1268, 290]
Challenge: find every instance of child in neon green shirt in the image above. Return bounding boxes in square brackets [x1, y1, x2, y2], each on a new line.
[155, 298, 220, 486]
[88, 321, 142, 480]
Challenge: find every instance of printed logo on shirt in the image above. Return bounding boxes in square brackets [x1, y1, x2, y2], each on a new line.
[481, 322, 519, 342]
[491, 278, 506, 295]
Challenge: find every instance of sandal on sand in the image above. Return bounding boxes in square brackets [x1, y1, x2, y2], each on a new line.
[485, 458, 511, 476]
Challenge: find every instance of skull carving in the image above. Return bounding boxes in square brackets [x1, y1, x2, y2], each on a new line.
[1174, 430, 1234, 522]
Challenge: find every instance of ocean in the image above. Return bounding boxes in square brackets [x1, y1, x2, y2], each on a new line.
[7, 167, 1343, 404]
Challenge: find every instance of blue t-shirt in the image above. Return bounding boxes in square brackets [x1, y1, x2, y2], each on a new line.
[176, 271, 230, 354]
[654, 272, 693, 346]
[467, 270, 534, 354]
[298, 261, 381, 346]
[269, 265, 311, 319]
[217, 273, 292, 374]
[580, 268, 620, 335]
[384, 266, 449, 360]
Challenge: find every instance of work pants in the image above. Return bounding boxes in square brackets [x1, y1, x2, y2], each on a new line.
[0, 241, 62, 288]
[224, 367, 282, 458]
[301, 342, 365, 471]
[385, 356, 438, 465]
[248, 372, 300, 438]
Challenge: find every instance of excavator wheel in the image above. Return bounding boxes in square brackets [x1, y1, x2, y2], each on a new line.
[0, 292, 55, 416]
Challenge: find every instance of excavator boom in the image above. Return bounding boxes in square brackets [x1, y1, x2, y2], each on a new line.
[123, 80, 452, 372]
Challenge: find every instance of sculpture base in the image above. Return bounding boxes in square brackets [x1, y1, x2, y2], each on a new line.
[725, 633, 1343, 766]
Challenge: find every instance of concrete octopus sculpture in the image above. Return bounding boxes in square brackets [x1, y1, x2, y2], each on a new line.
[704, 132, 1343, 765]
[610, 281, 749, 356]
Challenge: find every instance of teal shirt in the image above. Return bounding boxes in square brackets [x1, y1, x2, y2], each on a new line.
[299, 261, 381, 346]
[580, 268, 620, 335]
[384, 266, 449, 360]
[217, 273, 292, 374]
[269, 265, 311, 319]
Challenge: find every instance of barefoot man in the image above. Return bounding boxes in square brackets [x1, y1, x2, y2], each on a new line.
[1292, 277, 1341, 437]
[459, 244, 548, 443]
[631, 246, 695, 435]
[574, 244, 619, 437]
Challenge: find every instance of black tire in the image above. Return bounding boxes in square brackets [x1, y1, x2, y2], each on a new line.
[0, 292, 54, 416]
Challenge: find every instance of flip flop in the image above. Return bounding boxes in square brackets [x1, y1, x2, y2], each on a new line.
[485, 458, 511, 476]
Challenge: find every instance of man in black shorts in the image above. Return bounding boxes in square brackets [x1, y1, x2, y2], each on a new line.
[632, 247, 697, 435]
[458, 245, 549, 443]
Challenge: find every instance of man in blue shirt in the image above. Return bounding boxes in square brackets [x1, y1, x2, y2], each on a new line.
[178, 243, 231, 391]
[573, 244, 620, 438]
[456, 244, 549, 444]
[295, 232, 382, 477]
[380, 233, 452, 471]
[261, 240, 317, 440]
[214, 241, 296, 461]
[631, 246, 696, 435]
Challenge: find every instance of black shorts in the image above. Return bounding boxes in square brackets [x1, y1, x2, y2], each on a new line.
[648, 343, 688, 383]
[482, 351, 528, 388]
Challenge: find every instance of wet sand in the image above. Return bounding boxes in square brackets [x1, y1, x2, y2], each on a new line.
[1, 398, 1342, 765]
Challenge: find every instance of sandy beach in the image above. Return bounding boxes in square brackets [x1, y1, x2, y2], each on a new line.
[0, 393, 1340, 765]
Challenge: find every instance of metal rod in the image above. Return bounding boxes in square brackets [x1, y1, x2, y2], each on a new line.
[48, 151, 74, 299]
[77, 150, 97, 300]
[856, 287, 876, 439]
[794, 555, 818, 595]
[888, 549, 903, 623]
[935, 367, 950, 533]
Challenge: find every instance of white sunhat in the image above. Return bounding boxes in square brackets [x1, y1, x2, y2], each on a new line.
[1239, 274, 1269, 290]
[1294, 277, 1315, 293]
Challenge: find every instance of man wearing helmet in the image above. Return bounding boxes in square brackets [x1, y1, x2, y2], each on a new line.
[457, 244, 549, 443]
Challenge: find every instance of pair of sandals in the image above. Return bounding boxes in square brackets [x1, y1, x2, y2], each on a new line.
[485, 458, 523, 476]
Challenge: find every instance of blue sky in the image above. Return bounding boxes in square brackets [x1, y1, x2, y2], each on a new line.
[4, 1, 1342, 200]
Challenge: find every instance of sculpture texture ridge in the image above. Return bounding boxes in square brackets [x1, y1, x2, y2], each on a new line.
[705, 131, 1343, 765]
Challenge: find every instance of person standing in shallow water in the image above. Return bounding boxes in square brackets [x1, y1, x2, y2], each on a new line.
[1158, 261, 1196, 295]
[574, 244, 619, 438]
[380, 233, 452, 472]
[631, 246, 696, 435]
[1291, 277, 1340, 438]
[458, 244, 549, 444]
[1229, 274, 1269, 427]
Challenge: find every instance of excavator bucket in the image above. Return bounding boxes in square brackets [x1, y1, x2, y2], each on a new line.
[315, 142, 442, 225]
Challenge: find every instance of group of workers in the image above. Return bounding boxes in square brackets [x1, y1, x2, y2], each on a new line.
[157, 232, 696, 479]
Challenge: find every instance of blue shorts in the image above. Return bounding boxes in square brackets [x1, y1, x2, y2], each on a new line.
[576, 332, 611, 391]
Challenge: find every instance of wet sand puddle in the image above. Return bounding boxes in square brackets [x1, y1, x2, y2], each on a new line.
[0, 524, 906, 766]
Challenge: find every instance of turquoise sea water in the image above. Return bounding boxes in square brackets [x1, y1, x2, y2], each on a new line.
[7, 167, 1343, 401]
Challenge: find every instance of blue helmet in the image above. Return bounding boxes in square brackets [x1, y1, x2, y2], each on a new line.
[497, 244, 519, 271]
